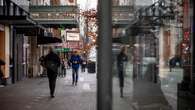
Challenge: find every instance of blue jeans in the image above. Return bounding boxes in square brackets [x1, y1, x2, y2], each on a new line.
[72, 68, 79, 84]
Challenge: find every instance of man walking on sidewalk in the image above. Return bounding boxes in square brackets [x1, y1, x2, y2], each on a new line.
[44, 47, 60, 98]
[69, 51, 82, 86]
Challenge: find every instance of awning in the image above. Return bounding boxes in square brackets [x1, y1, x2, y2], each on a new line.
[112, 36, 129, 44]
[42, 23, 78, 29]
[0, 16, 45, 36]
[15, 24, 45, 36]
[37, 36, 62, 45]
[0, 16, 37, 25]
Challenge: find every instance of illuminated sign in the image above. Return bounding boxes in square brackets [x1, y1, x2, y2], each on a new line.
[66, 32, 80, 41]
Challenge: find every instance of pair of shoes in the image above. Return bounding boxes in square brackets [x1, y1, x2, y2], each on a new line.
[50, 95, 55, 98]
[72, 81, 75, 85]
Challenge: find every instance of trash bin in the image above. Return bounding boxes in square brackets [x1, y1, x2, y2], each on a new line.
[87, 62, 96, 73]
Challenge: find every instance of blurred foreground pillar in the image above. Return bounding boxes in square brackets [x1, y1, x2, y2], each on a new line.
[97, 0, 112, 110]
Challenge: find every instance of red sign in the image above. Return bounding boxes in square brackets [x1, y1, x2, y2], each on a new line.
[68, 42, 82, 49]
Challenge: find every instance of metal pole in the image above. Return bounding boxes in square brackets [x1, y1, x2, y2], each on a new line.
[190, 0, 195, 94]
[97, 0, 112, 110]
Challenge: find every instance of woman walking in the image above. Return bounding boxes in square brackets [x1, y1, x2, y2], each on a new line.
[117, 46, 128, 98]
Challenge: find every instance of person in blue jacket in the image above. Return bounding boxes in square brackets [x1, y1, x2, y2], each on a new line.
[69, 51, 82, 86]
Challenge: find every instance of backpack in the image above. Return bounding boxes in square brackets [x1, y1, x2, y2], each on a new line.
[45, 60, 59, 73]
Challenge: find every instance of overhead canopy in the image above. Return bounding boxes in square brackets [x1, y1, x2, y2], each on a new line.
[37, 36, 62, 45]
[15, 24, 45, 36]
[0, 16, 37, 25]
[39, 22, 78, 29]
[112, 36, 130, 44]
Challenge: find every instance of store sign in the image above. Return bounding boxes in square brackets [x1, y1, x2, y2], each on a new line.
[60, 0, 76, 5]
[55, 48, 70, 52]
[68, 42, 80, 49]
[66, 32, 80, 41]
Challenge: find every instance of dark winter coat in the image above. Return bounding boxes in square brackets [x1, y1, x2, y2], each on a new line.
[117, 52, 128, 71]
[44, 52, 61, 74]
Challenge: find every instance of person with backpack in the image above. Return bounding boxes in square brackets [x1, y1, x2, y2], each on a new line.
[44, 47, 60, 98]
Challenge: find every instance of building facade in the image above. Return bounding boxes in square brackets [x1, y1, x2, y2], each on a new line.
[0, 0, 44, 84]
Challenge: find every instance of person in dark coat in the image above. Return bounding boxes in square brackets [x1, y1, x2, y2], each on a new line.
[117, 46, 128, 98]
[44, 47, 60, 98]
[169, 57, 175, 72]
[69, 51, 82, 86]
[169, 55, 182, 72]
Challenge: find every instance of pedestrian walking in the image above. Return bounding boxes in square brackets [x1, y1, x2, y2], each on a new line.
[44, 47, 60, 98]
[0, 67, 4, 85]
[69, 51, 82, 86]
[0, 59, 5, 85]
[81, 59, 87, 72]
[169, 55, 182, 72]
[61, 59, 66, 77]
[169, 57, 175, 72]
[39, 55, 47, 77]
[67, 59, 71, 69]
[117, 46, 128, 98]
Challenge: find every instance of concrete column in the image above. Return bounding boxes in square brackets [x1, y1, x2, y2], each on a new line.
[170, 24, 176, 56]
[159, 27, 164, 68]
[97, 0, 112, 110]
[4, 26, 10, 78]
[29, 36, 38, 77]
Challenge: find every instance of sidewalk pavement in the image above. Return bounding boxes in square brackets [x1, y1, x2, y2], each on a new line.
[113, 77, 174, 110]
[0, 69, 96, 110]
[0, 68, 177, 110]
